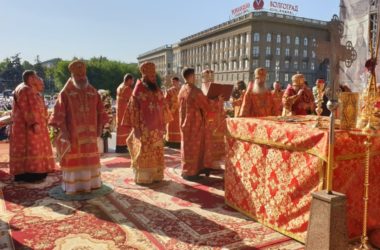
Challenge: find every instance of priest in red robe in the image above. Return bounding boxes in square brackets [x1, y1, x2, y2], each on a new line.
[200, 69, 226, 168]
[49, 60, 109, 194]
[239, 67, 275, 117]
[10, 70, 56, 182]
[282, 74, 315, 116]
[179, 68, 222, 180]
[122, 62, 172, 185]
[164, 76, 181, 147]
[271, 81, 284, 116]
[115, 73, 134, 153]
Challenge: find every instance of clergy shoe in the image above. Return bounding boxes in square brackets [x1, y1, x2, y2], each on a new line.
[181, 175, 202, 181]
[198, 168, 212, 177]
[116, 145, 129, 153]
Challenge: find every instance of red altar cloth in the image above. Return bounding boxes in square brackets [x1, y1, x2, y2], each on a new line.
[225, 116, 380, 242]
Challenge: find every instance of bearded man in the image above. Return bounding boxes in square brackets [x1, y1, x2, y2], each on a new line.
[49, 60, 109, 194]
[10, 70, 55, 182]
[282, 74, 315, 116]
[122, 62, 172, 185]
[239, 67, 275, 117]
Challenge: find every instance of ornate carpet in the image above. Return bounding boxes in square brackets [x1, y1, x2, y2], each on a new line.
[0, 145, 305, 250]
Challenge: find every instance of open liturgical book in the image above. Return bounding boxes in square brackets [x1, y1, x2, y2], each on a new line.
[206, 83, 234, 101]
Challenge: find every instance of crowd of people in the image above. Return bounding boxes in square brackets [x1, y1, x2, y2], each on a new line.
[8, 59, 341, 193]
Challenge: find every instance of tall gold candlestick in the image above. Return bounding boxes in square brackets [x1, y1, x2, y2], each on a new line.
[314, 80, 325, 128]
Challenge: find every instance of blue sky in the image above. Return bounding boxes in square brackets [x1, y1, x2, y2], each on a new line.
[1, 0, 340, 63]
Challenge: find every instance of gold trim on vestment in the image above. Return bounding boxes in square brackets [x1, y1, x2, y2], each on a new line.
[60, 165, 101, 172]
[63, 152, 100, 160]
[76, 126, 96, 133]
[78, 138, 97, 145]
[225, 199, 305, 243]
[62, 174, 101, 184]
[116, 133, 130, 137]
[10, 156, 54, 161]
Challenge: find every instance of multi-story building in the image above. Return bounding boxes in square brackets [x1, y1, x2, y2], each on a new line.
[138, 11, 332, 89]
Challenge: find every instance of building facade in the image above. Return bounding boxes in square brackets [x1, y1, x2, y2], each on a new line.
[138, 11, 332, 89]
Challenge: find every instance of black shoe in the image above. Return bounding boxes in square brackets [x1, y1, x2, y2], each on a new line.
[14, 174, 28, 182]
[198, 168, 212, 177]
[182, 175, 203, 181]
[14, 173, 47, 182]
[116, 145, 129, 153]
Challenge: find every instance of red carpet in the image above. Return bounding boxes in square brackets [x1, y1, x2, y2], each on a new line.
[0, 145, 305, 249]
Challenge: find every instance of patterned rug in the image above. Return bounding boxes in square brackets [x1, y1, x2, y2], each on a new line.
[0, 146, 305, 250]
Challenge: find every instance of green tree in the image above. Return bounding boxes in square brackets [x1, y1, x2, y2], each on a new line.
[0, 54, 24, 90]
[34, 55, 46, 80]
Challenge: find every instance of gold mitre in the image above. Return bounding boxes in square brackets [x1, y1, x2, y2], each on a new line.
[254, 67, 267, 79]
[291, 74, 305, 86]
[139, 62, 156, 76]
[68, 60, 86, 76]
[201, 69, 214, 83]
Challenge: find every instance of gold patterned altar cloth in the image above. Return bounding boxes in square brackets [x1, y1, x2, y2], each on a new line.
[225, 116, 380, 242]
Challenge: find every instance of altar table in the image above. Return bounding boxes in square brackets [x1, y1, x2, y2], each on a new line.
[224, 116, 380, 242]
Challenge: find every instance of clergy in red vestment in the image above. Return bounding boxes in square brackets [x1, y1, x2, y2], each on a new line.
[115, 73, 134, 153]
[49, 60, 109, 194]
[231, 80, 247, 117]
[122, 62, 172, 185]
[282, 74, 315, 116]
[10, 70, 55, 182]
[271, 81, 284, 116]
[179, 68, 222, 180]
[164, 76, 181, 147]
[239, 67, 275, 117]
[200, 69, 226, 167]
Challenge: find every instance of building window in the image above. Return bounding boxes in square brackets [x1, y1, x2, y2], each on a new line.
[285, 73, 289, 82]
[286, 35, 291, 44]
[285, 48, 290, 56]
[303, 50, 307, 57]
[245, 59, 249, 69]
[229, 61, 232, 70]
[312, 38, 316, 47]
[312, 50, 316, 58]
[276, 34, 281, 43]
[304, 37, 308, 46]
[253, 59, 259, 68]
[233, 61, 237, 70]
[253, 32, 260, 42]
[266, 46, 271, 55]
[285, 60, 290, 69]
[267, 33, 272, 42]
[276, 47, 281, 56]
[294, 49, 299, 56]
[265, 59, 271, 68]
[253, 46, 259, 56]
[294, 61, 298, 69]
[295, 36, 300, 45]
[239, 60, 243, 69]
[311, 62, 315, 70]
[302, 61, 307, 69]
